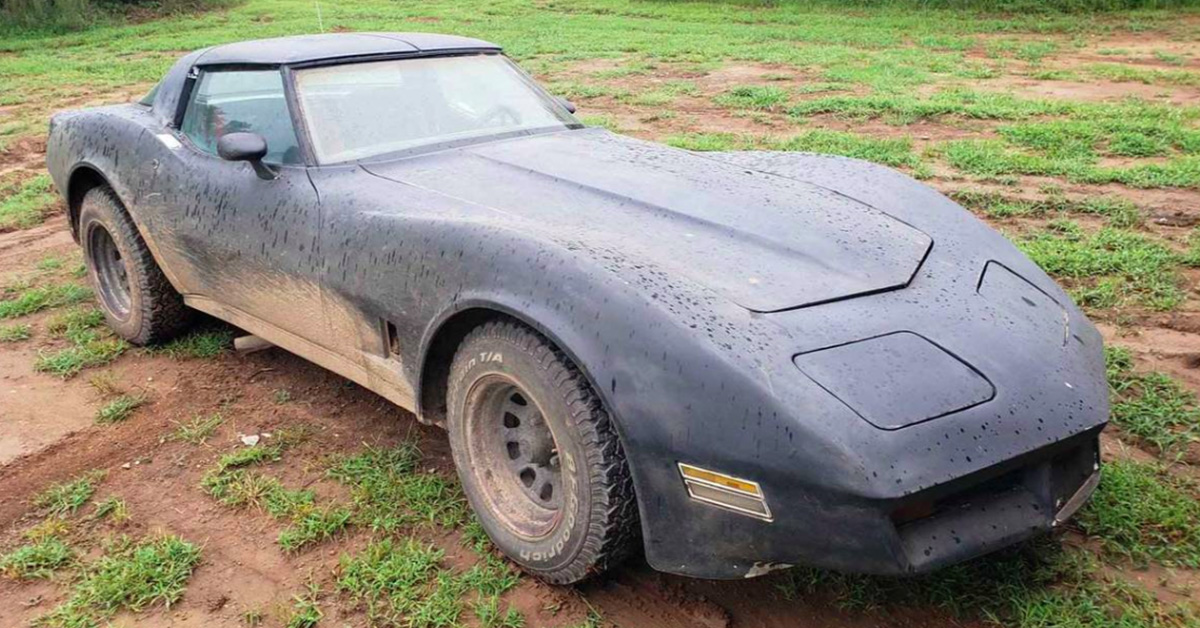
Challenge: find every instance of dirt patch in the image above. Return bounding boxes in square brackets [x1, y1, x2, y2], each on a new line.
[0, 136, 46, 172]
[992, 75, 1198, 106]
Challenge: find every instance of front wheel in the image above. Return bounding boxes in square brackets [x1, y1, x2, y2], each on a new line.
[79, 186, 192, 345]
[446, 321, 639, 584]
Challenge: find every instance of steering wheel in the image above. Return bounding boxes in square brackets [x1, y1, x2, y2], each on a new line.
[480, 105, 521, 127]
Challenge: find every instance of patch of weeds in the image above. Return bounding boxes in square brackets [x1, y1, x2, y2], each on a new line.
[714, 85, 790, 111]
[1016, 226, 1188, 311]
[286, 586, 323, 628]
[329, 443, 468, 531]
[36, 535, 201, 628]
[33, 470, 104, 516]
[35, 337, 128, 378]
[788, 88, 1072, 124]
[0, 174, 57, 231]
[241, 607, 266, 626]
[24, 517, 70, 543]
[0, 322, 32, 342]
[202, 443, 349, 552]
[277, 505, 354, 552]
[149, 328, 233, 359]
[950, 190, 1140, 227]
[1077, 458, 1200, 568]
[475, 595, 525, 628]
[36, 256, 63, 271]
[1105, 346, 1200, 458]
[338, 538, 518, 627]
[95, 393, 146, 424]
[1153, 50, 1187, 66]
[667, 130, 922, 170]
[338, 537, 444, 621]
[0, 282, 90, 319]
[203, 469, 309, 511]
[795, 81, 852, 94]
[212, 444, 284, 474]
[92, 497, 130, 523]
[0, 538, 74, 580]
[462, 516, 493, 554]
[580, 114, 622, 132]
[273, 388, 292, 404]
[545, 81, 622, 101]
[88, 371, 122, 396]
[943, 139, 1200, 189]
[776, 539, 1193, 625]
[173, 413, 223, 444]
[46, 305, 105, 344]
[617, 81, 698, 107]
[1086, 63, 1200, 87]
[1185, 227, 1200, 267]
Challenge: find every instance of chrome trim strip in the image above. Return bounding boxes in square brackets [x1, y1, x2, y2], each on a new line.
[1053, 469, 1101, 526]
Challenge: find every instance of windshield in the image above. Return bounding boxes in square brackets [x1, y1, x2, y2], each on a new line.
[294, 54, 577, 163]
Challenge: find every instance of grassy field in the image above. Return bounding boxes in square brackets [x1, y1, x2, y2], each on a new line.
[3, 0, 1200, 626]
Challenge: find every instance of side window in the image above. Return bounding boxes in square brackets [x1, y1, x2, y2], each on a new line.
[180, 69, 302, 165]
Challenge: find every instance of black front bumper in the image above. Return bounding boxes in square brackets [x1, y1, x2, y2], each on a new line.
[642, 429, 1102, 579]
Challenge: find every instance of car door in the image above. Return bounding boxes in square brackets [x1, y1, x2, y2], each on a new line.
[135, 67, 329, 344]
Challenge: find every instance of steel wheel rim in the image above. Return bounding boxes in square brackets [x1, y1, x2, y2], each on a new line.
[464, 374, 563, 539]
[87, 224, 132, 321]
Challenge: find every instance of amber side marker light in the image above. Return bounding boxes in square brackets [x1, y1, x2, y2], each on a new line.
[678, 463, 772, 521]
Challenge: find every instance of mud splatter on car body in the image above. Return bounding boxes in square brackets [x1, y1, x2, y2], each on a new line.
[45, 33, 1107, 580]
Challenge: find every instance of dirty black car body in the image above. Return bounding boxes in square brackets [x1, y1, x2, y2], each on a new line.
[46, 33, 1107, 582]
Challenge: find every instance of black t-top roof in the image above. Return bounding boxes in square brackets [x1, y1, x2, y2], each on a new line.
[196, 32, 501, 66]
[149, 32, 503, 126]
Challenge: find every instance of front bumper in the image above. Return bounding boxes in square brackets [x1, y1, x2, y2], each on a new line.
[644, 429, 1102, 579]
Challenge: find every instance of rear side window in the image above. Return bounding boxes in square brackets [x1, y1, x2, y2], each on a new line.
[180, 69, 302, 165]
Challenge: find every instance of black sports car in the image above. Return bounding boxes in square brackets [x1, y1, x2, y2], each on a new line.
[45, 32, 1107, 584]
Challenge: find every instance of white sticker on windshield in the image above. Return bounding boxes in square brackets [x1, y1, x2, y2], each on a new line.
[157, 133, 182, 150]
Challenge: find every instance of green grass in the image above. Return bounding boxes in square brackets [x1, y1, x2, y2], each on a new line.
[277, 505, 354, 552]
[0, 174, 57, 231]
[337, 538, 520, 628]
[1106, 346, 1200, 458]
[328, 443, 468, 531]
[33, 470, 103, 515]
[0, 282, 91, 319]
[1015, 224, 1189, 311]
[775, 538, 1199, 626]
[36, 534, 201, 628]
[951, 190, 1141, 227]
[715, 85, 791, 111]
[285, 586, 323, 628]
[92, 496, 130, 523]
[173, 412, 224, 444]
[201, 442, 352, 551]
[1077, 459, 1200, 568]
[0, 538, 74, 580]
[943, 139, 1200, 188]
[474, 595, 525, 628]
[213, 444, 284, 473]
[35, 336, 128, 378]
[95, 393, 147, 424]
[149, 328, 233, 359]
[666, 129, 924, 170]
[1086, 62, 1200, 87]
[0, 322, 32, 342]
[789, 88, 1075, 124]
[47, 305, 105, 343]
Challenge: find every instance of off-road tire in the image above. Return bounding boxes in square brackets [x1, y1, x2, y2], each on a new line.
[447, 320, 639, 584]
[79, 185, 192, 345]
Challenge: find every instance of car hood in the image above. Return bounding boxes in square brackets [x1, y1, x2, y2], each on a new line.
[362, 129, 932, 312]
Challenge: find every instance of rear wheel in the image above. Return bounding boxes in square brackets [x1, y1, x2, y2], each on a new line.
[447, 321, 639, 584]
[79, 186, 192, 345]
